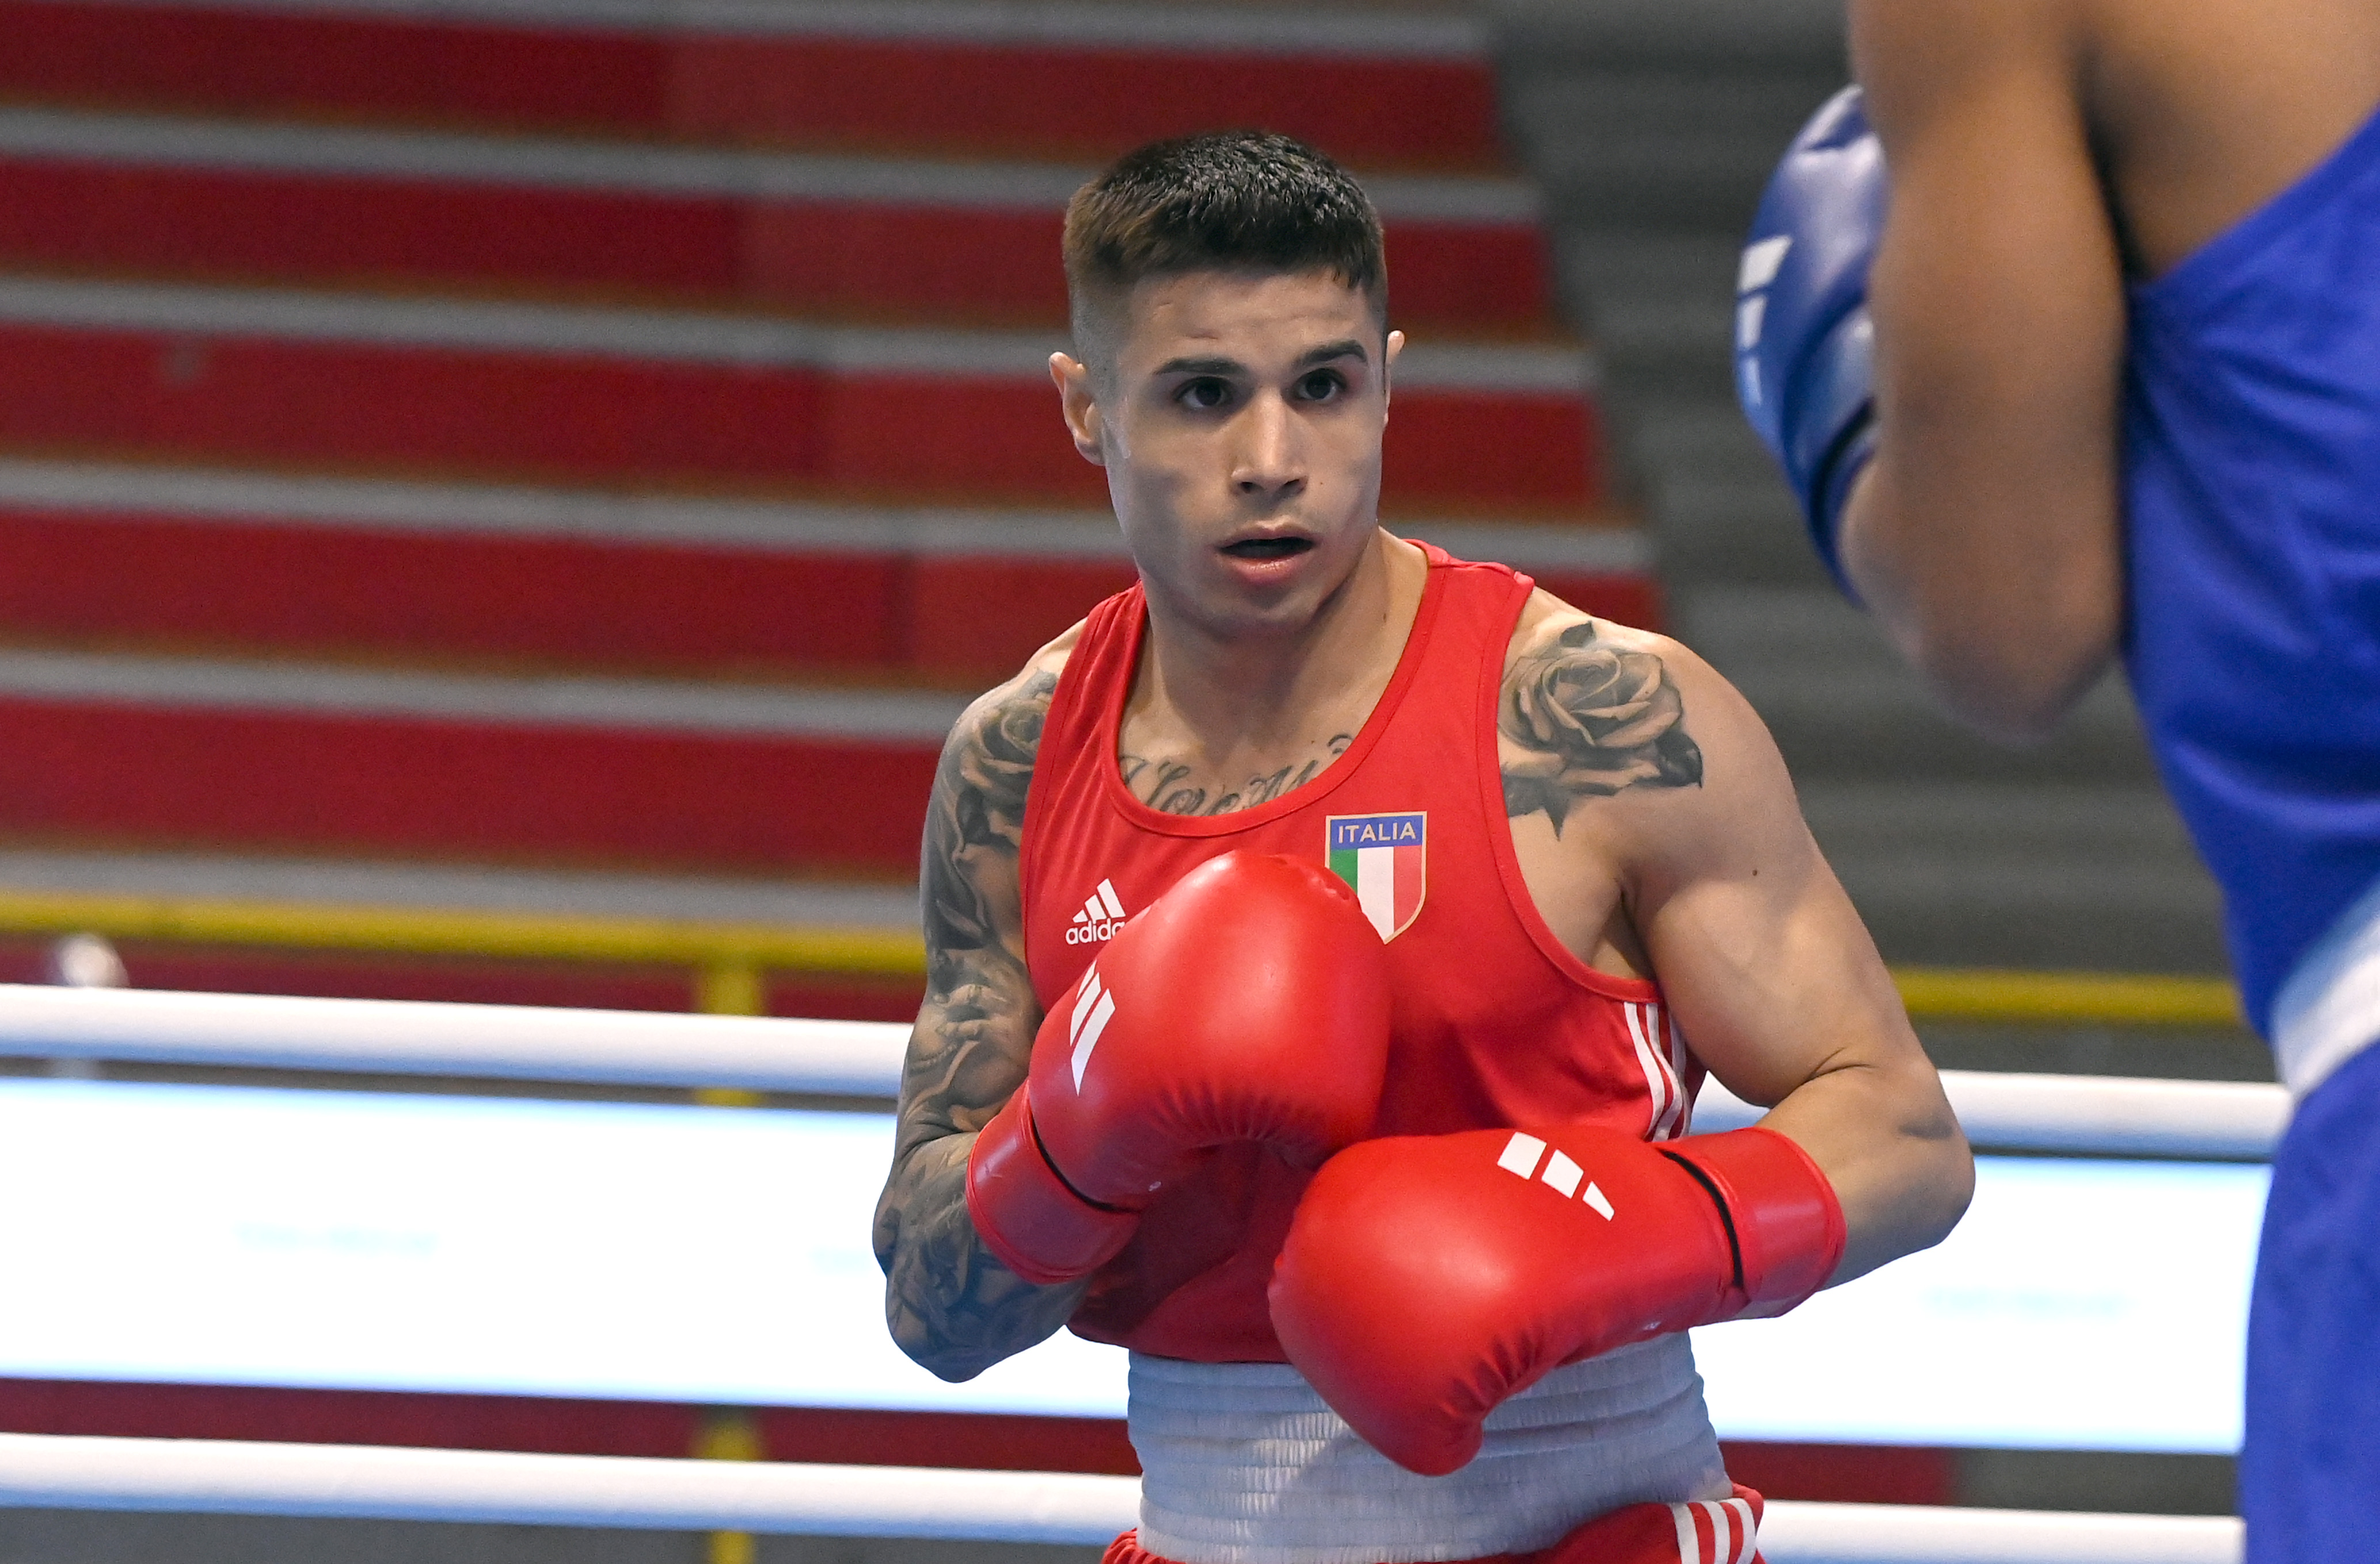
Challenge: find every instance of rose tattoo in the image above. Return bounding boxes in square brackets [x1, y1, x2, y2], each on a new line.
[1500, 621, 1702, 832]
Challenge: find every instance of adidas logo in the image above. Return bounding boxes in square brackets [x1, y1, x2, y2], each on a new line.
[1064, 879, 1130, 946]
[1496, 1132, 1617, 1221]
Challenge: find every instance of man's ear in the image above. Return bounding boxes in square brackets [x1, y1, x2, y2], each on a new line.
[1050, 352, 1108, 467]
[1383, 329, 1405, 423]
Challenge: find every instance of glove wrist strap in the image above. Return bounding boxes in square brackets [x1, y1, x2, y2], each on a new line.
[964, 1089, 1138, 1287]
[1660, 1126, 1846, 1322]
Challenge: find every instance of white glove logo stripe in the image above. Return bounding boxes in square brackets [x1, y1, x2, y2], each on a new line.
[1738, 235, 1792, 294]
[1069, 966, 1117, 1091]
[1496, 1132, 1546, 1179]
[1496, 1134, 1621, 1220]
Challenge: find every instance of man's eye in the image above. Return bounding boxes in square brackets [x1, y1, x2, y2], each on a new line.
[1298, 371, 1346, 401]
[1178, 379, 1233, 410]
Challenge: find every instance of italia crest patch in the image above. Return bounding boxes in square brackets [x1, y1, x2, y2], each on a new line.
[1326, 812, 1426, 942]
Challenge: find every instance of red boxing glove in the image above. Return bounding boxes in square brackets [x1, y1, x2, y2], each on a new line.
[1269, 1122, 1844, 1475]
[966, 852, 1392, 1287]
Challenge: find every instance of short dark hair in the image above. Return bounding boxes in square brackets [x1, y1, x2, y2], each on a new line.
[1063, 131, 1387, 370]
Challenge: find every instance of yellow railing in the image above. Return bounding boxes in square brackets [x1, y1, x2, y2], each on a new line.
[0, 889, 922, 1017]
[0, 887, 2247, 1029]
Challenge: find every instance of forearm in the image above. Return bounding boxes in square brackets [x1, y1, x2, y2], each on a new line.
[873, 1133, 1089, 1382]
[1753, 1052, 1974, 1284]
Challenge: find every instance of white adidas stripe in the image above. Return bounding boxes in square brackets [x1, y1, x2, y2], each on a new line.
[1665, 1009, 1695, 1140]
[1625, 1002, 1681, 1142]
[1670, 1495, 1759, 1564]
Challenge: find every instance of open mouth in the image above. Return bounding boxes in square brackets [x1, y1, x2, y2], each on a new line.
[1220, 536, 1317, 562]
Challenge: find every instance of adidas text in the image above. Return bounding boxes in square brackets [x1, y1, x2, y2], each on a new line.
[1065, 879, 1130, 945]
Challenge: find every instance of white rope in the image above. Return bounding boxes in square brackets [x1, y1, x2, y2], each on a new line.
[0, 984, 2288, 1157]
[1695, 1071, 2286, 1160]
[0, 1436, 1136, 1542]
[1757, 1501, 2240, 1564]
[0, 1436, 2241, 1561]
[0, 983, 903, 1095]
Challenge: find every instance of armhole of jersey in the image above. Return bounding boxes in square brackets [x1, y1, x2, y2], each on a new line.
[1017, 589, 1136, 983]
[1473, 581, 1665, 1005]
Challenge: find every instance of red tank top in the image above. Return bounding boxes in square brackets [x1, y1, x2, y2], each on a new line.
[1017, 545, 1704, 1361]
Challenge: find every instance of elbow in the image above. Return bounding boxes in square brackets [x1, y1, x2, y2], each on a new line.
[1903, 1112, 1976, 1257]
[1843, 468, 2122, 741]
[885, 1303, 997, 1384]
[1883, 562, 2116, 741]
[1915, 637, 2105, 744]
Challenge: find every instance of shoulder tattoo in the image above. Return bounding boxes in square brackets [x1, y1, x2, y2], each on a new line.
[1499, 619, 1702, 833]
[921, 670, 1055, 965]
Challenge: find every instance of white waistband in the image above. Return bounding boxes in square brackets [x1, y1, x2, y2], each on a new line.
[2273, 872, 2380, 1098]
[1127, 1337, 1729, 1564]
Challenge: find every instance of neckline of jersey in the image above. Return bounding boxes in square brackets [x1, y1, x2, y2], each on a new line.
[1093, 541, 1451, 839]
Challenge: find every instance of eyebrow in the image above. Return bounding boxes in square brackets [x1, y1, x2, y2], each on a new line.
[1150, 340, 1372, 379]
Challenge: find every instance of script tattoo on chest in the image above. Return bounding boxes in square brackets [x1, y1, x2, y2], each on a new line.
[1119, 733, 1355, 816]
[1499, 619, 1702, 833]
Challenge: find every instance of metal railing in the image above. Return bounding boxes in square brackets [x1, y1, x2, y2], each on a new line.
[0, 888, 2245, 1026]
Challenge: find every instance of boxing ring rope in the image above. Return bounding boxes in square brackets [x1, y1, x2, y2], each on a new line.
[0, 983, 2260, 1559]
[0, 983, 2289, 1156]
[0, 1434, 2242, 1562]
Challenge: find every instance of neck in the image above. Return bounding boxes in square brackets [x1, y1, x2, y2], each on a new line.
[1136, 533, 1425, 756]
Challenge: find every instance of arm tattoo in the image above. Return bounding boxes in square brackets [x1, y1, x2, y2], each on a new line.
[1119, 733, 1354, 816]
[873, 669, 1083, 1380]
[1500, 621, 1702, 834]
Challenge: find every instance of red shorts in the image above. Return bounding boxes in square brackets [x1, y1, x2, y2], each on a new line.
[1102, 1483, 1765, 1564]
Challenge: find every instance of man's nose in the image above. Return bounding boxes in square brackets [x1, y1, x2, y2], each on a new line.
[1231, 393, 1306, 500]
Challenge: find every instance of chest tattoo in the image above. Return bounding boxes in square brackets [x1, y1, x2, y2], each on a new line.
[1119, 733, 1355, 816]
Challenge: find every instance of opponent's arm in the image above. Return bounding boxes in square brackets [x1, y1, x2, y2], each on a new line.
[871, 649, 1081, 1382]
[1549, 612, 1972, 1282]
[1843, 0, 2127, 739]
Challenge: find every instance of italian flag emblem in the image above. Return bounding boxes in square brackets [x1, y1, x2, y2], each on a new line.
[1326, 812, 1426, 942]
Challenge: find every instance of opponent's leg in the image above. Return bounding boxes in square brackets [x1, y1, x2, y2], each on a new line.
[2242, 1041, 2380, 1561]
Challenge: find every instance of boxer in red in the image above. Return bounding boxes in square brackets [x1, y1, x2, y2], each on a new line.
[872, 131, 1974, 1564]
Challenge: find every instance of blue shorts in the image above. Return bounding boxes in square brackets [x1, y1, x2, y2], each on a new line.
[2243, 1040, 2380, 1561]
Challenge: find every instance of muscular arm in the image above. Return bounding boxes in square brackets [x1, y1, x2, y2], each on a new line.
[871, 646, 1085, 1380]
[1501, 602, 1972, 1282]
[1841, 0, 2126, 740]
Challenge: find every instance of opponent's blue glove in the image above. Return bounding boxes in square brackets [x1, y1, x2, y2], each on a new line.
[1735, 86, 1887, 595]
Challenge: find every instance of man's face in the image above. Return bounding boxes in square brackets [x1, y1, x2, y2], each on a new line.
[1054, 269, 1402, 641]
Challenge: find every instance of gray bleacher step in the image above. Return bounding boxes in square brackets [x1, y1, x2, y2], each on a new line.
[0, 458, 1650, 577]
[0, 105, 1537, 226]
[1674, 585, 2165, 786]
[0, 645, 970, 740]
[1486, 0, 1845, 69]
[0, 275, 1587, 393]
[1801, 781, 2225, 975]
[1500, 71, 1847, 228]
